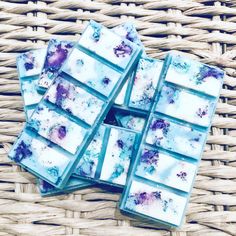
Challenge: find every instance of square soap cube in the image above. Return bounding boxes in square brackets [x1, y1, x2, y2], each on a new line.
[124, 180, 187, 226]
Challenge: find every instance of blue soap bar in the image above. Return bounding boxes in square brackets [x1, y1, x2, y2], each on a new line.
[17, 23, 145, 196]
[9, 20, 143, 189]
[120, 52, 225, 228]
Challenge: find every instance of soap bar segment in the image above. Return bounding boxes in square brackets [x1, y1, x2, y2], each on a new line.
[146, 116, 206, 159]
[129, 58, 163, 111]
[10, 132, 71, 183]
[62, 48, 121, 97]
[112, 22, 146, 56]
[155, 85, 215, 127]
[100, 127, 137, 186]
[79, 21, 137, 69]
[46, 77, 105, 125]
[165, 54, 224, 97]
[29, 104, 87, 154]
[75, 125, 106, 178]
[16, 49, 46, 120]
[38, 39, 74, 89]
[17, 49, 46, 78]
[115, 80, 129, 105]
[21, 79, 42, 106]
[135, 147, 197, 192]
[124, 180, 187, 226]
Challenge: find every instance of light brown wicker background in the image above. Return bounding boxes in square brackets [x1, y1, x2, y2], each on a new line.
[0, 0, 236, 235]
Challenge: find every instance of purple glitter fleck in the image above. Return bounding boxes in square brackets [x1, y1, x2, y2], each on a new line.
[140, 149, 159, 165]
[102, 77, 111, 85]
[114, 41, 132, 58]
[23, 52, 35, 71]
[164, 86, 178, 104]
[117, 139, 124, 149]
[46, 42, 73, 70]
[196, 106, 208, 118]
[24, 62, 34, 71]
[196, 65, 224, 84]
[126, 32, 135, 42]
[177, 171, 187, 181]
[56, 83, 69, 106]
[58, 126, 67, 139]
[132, 191, 162, 205]
[150, 119, 170, 134]
[13, 141, 32, 162]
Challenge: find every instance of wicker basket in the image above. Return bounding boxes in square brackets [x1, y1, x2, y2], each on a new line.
[0, 0, 236, 235]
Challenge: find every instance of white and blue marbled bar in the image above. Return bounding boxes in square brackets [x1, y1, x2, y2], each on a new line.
[120, 52, 225, 228]
[9, 20, 143, 189]
[17, 23, 147, 196]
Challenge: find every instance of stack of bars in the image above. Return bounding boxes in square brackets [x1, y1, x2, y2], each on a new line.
[9, 20, 225, 229]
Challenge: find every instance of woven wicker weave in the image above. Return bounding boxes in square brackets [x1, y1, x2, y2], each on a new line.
[0, 0, 236, 235]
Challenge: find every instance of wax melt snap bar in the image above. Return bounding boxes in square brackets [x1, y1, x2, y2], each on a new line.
[17, 23, 144, 195]
[120, 52, 225, 228]
[16, 49, 47, 120]
[9, 20, 142, 189]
